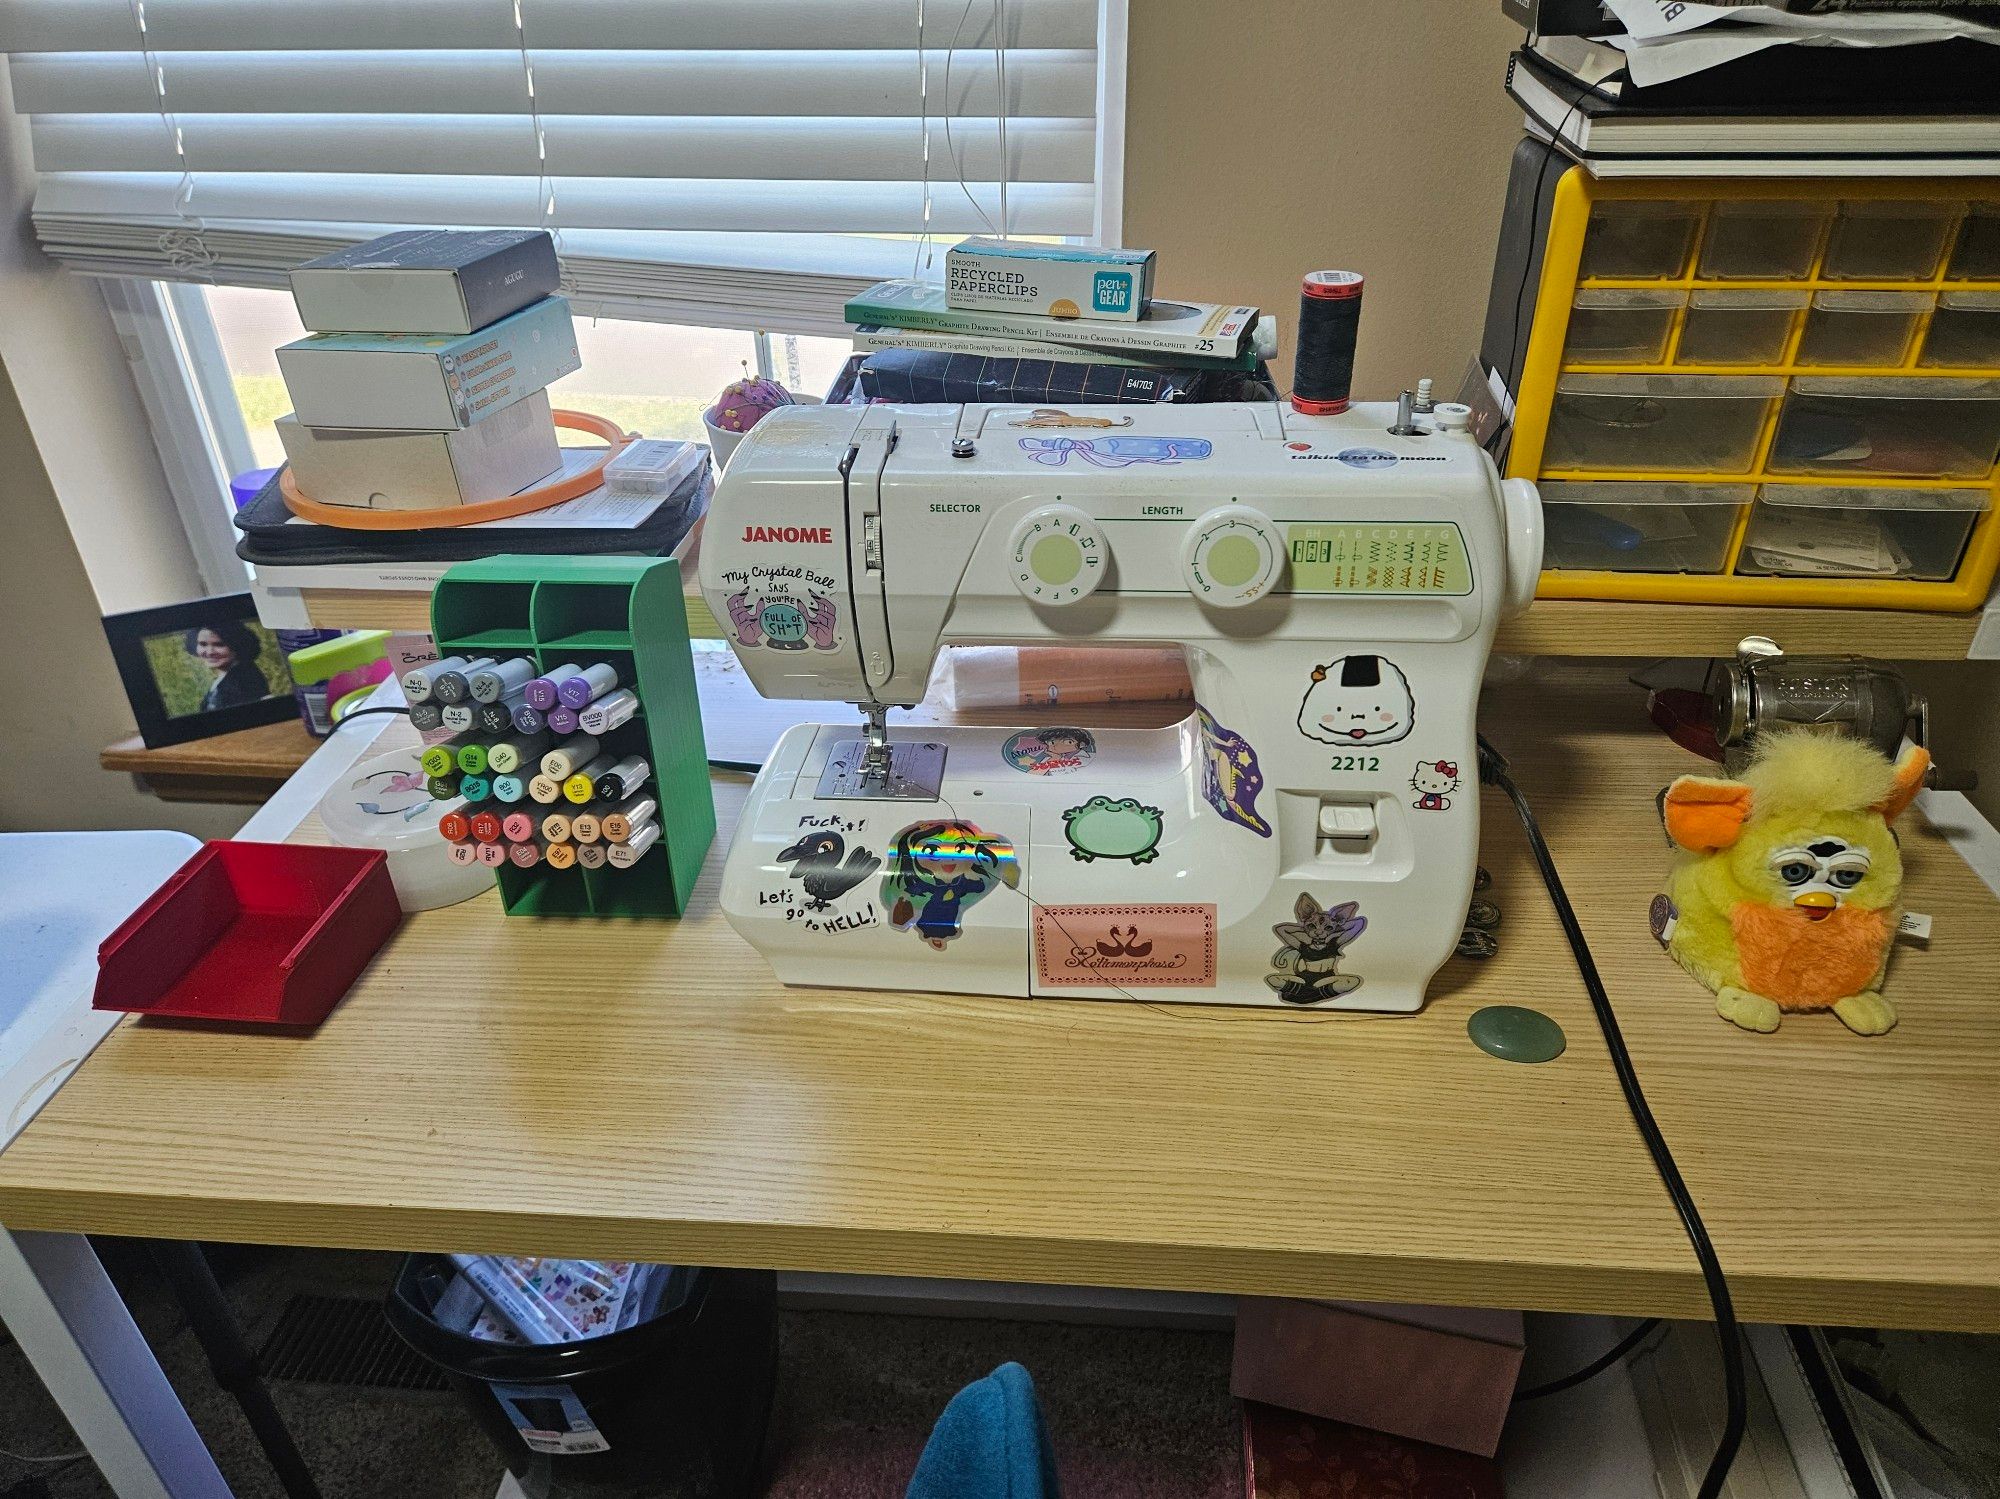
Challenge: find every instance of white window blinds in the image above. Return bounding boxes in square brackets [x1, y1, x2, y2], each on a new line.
[0, 0, 1111, 334]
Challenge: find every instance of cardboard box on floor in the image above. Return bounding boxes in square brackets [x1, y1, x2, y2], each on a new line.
[1230, 1298, 1525, 1458]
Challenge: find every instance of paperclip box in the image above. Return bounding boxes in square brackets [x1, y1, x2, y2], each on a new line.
[945, 239, 1156, 321]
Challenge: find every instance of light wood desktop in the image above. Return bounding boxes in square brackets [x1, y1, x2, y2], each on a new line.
[6, 663, 1998, 1332]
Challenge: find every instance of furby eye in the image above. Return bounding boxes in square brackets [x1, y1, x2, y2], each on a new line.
[1777, 861, 1814, 886]
[1831, 867, 1865, 888]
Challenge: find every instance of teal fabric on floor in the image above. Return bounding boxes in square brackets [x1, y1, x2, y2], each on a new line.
[907, 1361, 1062, 1499]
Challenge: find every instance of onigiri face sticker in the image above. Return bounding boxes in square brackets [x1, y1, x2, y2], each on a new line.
[1298, 655, 1414, 747]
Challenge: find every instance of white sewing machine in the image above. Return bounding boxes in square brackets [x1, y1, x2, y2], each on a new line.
[698, 399, 1541, 1011]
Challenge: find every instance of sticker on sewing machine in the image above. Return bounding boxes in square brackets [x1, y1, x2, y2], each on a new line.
[1063, 797, 1164, 864]
[1266, 893, 1366, 1004]
[1298, 655, 1415, 748]
[1195, 706, 1270, 837]
[1009, 408, 1134, 429]
[1410, 759, 1460, 811]
[1002, 727, 1096, 775]
[882, 820, 1021, 949]
[769, 817, 885, 934]
[1018, 435, 1213, 468]
[723, 586, 838, 652]
[1033, 904, 1216, 988]
[1333, 448, 1397, 470]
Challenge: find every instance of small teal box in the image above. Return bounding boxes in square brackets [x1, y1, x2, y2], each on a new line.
[944, 238, 1156, 322]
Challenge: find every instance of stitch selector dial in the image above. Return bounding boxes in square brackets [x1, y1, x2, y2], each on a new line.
[1181, 505, 1284, 607]
[1007, 504, 1108, 604]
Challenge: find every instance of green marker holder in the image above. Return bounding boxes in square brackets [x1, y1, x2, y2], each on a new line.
[431, 555, 713, 918]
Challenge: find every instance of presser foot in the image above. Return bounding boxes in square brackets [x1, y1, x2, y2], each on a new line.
[816, 739, 949, 800]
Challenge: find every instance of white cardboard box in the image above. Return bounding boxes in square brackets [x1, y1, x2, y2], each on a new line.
[276, 390, 561, 510]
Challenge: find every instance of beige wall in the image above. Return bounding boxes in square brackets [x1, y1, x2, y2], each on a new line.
[0, 360, 245, 837]
[1123, 0, 1529, 401]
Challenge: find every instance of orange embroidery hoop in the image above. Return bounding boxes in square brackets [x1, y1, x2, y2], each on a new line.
[277, 409, 632, 531]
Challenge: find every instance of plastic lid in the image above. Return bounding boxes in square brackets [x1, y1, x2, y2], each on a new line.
[317, 745, 496, 911]
[1710, 199, 1830, 219]
[1543, 481, 1752, 507]
[1759, 484, 1991, 513]
[1557, 373, 1784, 398]
[1838, 199, 1963, 219]
[1810, 290, 1932, 312]
[1939, 290, 2000, 311]
[1572, 289, 1686, 310]
[1249, 315, 1279, 361]
[287, 629, 391, 685]
[1791, 375, 2000, 399]
[1688, 289, 1808, 311]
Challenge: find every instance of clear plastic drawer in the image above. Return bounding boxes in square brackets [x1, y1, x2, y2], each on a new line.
[1768, 376, 2000, 480]
[1696, 200, 1829, 280]
[1795, 291, 1930, 368]
[1821, 201, 1963, 281]
[1541, 481, 1747, 573]
[1918, 292, 2000, 369]
[1578, 200, 1700, 280]
[1946, 203, 2000, 280]
[1565, 290, 1685, 364]
[1739, 484, 1989, 580]
[1676, 290, 1805, 366]
[1543, 375, 1783, 474]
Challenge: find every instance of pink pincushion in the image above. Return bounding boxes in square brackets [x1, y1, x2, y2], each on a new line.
[709, 375, 795, 433]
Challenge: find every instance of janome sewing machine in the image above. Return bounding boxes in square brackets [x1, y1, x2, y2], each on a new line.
[698, 398, 1541, 1010]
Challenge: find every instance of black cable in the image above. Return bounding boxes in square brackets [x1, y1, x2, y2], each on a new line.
[1513, 1317, 1663, 1403]
[327, 705, 412, 728]
[708, 758, 764, 774]
[1477, 735, 1744, 1499]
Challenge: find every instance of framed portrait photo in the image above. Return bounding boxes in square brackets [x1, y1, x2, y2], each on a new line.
[102, 592, 299, 748]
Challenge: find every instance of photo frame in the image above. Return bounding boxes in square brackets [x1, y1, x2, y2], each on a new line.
[102, 592, 299, 748]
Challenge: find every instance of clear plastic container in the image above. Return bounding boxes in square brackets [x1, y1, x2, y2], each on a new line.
[1578, 200, 1701, 280]
[1676, 290, 1805, 366]
[1820, 201, 1964, 281]
[1946, 203, 2000, 281]
[1918, 291, 2000, 369]
[1564, 289, 1686, 364]
[1795, 291, 1931, 368]
[1739, 484, 1989, 581]
[1768, 377, 2000, 480]
[1540, 481, 1747, 573]
[1696, 200, 1829, 280]
[1543, 375, 1783, 474]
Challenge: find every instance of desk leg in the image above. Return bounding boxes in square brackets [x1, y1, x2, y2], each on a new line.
[0, 1226, 234, 1499]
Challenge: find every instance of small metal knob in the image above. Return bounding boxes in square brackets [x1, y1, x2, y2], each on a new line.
[950, 437, 976, 459]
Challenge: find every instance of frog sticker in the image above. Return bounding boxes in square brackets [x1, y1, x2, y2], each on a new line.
[1063, 797, 1164, 865]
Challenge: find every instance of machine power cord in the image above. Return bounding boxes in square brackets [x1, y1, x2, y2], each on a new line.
[1476, 735, 1744, 1497]
[1512, 1317, 1663, 1403]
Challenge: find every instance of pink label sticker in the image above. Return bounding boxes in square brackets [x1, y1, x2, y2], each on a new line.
[1033, 904, 1216, 988]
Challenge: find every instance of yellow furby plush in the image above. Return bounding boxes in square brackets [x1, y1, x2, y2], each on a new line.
[1656, 730, 1929, 1036]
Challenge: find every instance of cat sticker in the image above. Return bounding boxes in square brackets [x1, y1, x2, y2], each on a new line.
[1266, 893, 1366, 1004]
[1298, 655, 1414, 747]
[1410, 759, 1460, 811]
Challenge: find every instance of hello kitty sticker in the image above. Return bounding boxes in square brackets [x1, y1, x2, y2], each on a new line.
[1410, 760, 1460, 811]
[1298, 655, 1415, 749]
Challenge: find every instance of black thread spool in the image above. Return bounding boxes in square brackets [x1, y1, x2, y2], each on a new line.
[1291, 270, 1363, 415]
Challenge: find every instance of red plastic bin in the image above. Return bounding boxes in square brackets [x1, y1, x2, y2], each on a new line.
[94, 841, 401, 1028]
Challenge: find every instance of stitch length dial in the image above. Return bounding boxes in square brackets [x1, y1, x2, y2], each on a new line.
[1181, 505, 1283, 607]
[1007, 504, 1109, 604]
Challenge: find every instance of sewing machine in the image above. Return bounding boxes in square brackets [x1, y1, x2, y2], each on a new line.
[698, 399, 1541, 1010]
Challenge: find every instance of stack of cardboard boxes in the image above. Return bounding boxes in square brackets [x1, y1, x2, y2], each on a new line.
[275, 230, 582, 512]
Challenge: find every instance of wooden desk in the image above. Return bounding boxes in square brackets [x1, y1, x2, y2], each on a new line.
[11, 668, 2000, 1332]
[293, 582, 1985, 661]
[100, 720, 320, 805]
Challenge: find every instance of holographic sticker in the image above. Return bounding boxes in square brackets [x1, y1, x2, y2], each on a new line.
[1018, 435, 1213, 468]
[724, 589, 838, 651]
[1008, 408, 1135, 429]
[1001, 727, 1096, 775]
[881, 820, 1021, 950]
[1195, 706, 1270, 837]
[1266, 893, 1366, 1004]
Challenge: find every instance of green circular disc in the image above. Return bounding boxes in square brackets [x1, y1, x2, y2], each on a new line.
[1467, 1005, 1566, 1064]
[1206, 533, 1262, 587]
[1029, 533, 1083, 585]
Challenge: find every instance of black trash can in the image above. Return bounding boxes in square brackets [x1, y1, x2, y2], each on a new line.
[386, 1258, 777, 1498]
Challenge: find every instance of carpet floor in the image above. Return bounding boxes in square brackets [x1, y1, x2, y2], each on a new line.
[0, 1244, 1239, 1499]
